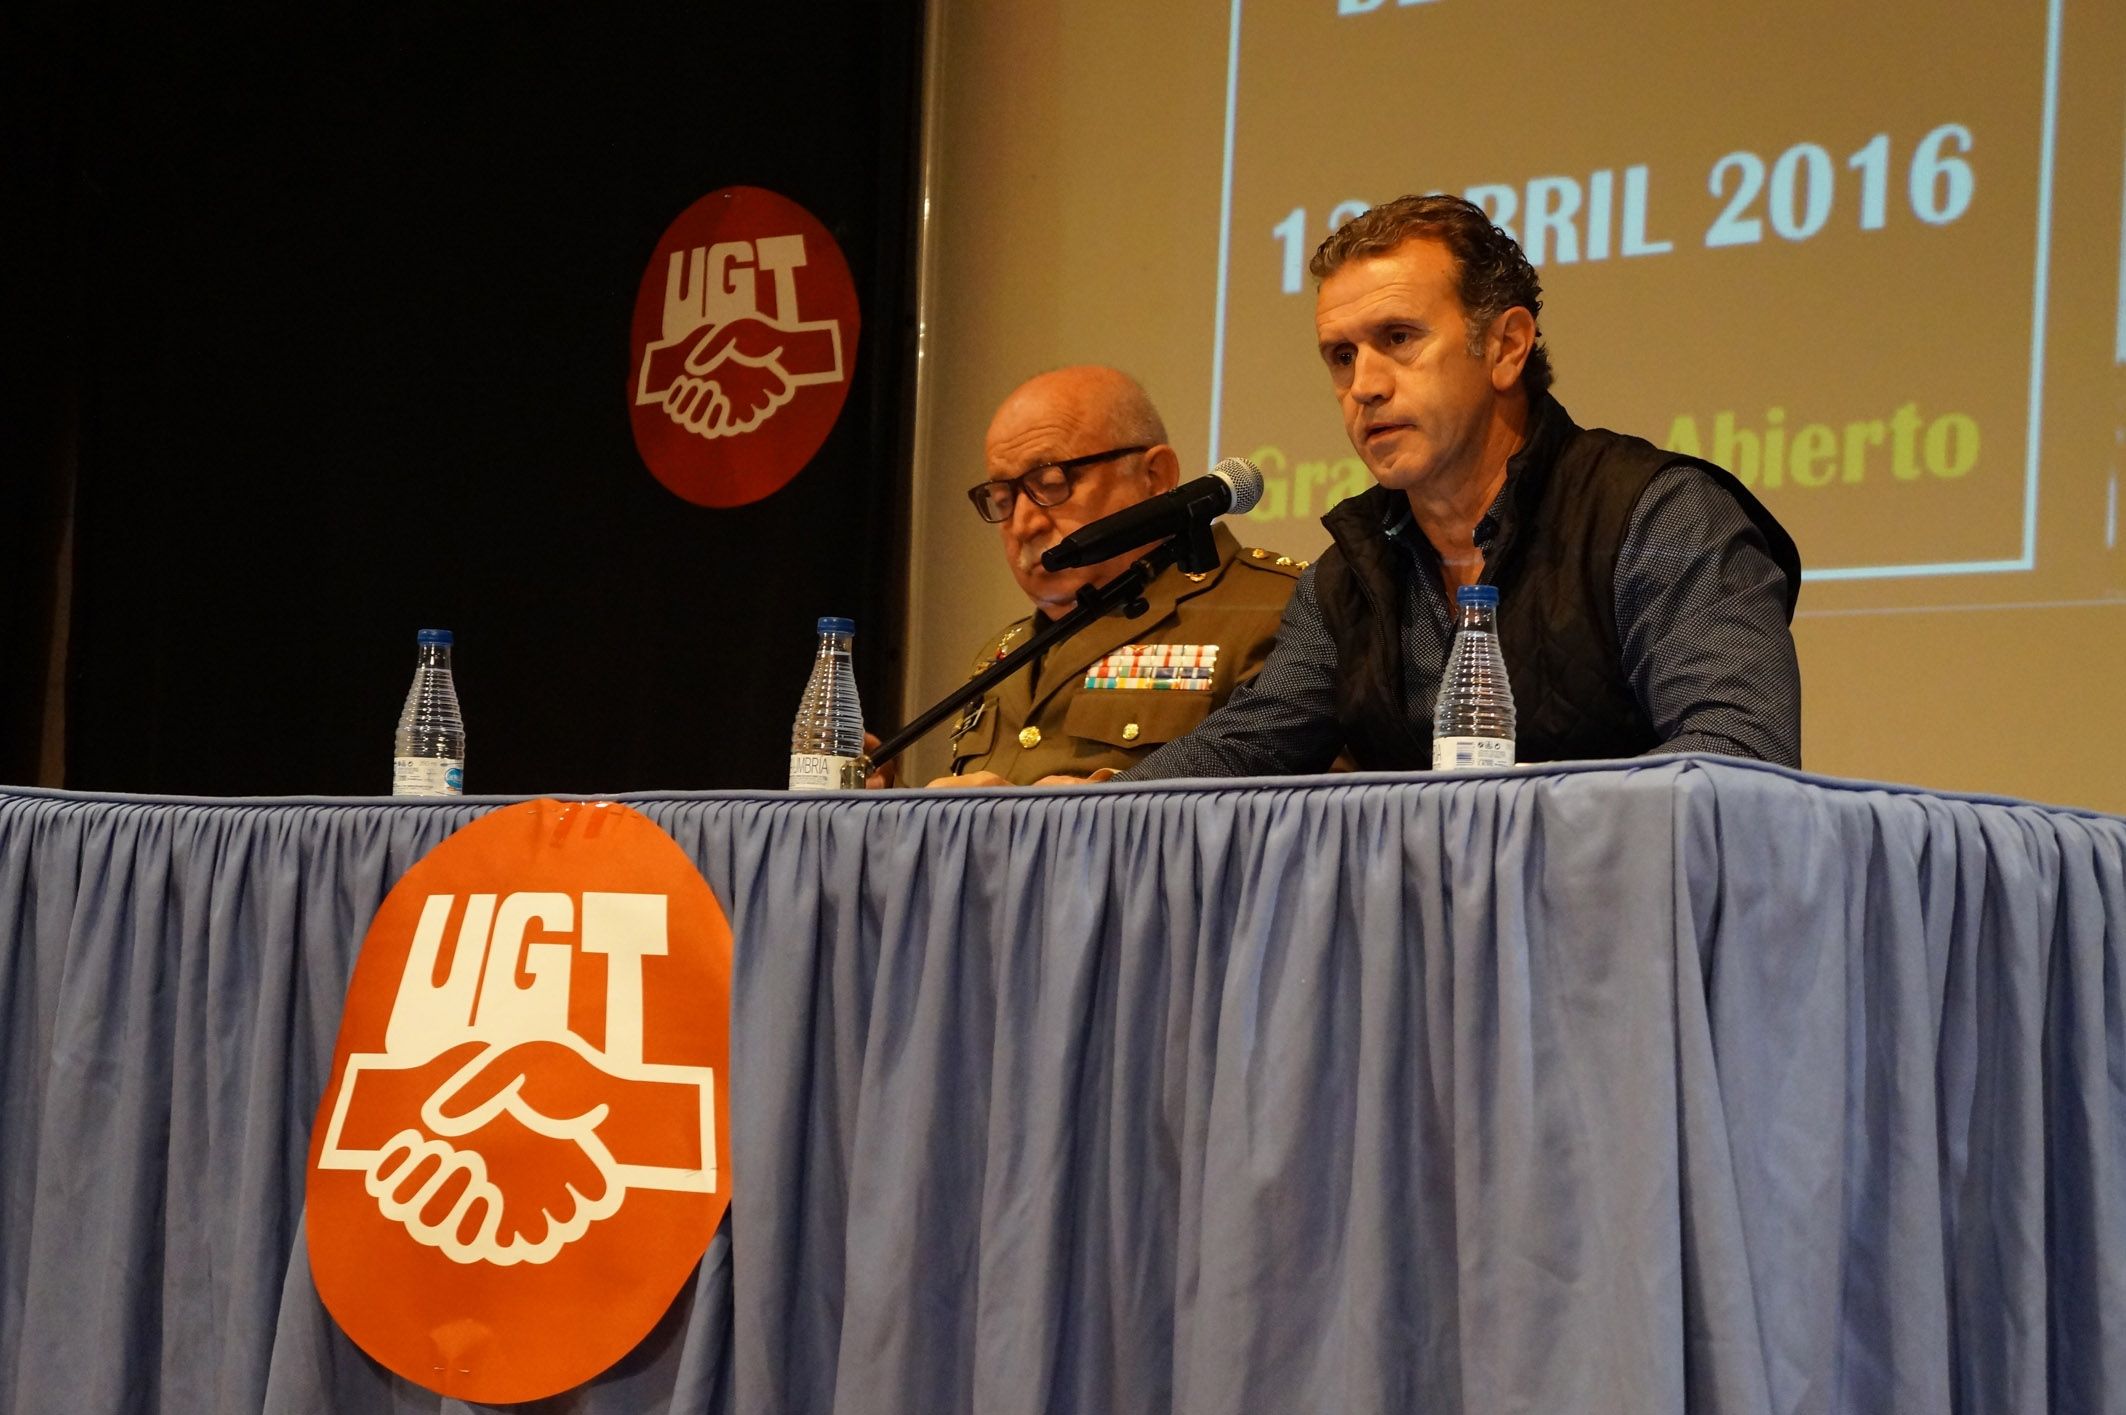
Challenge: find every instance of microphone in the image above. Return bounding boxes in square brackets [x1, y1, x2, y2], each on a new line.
[1040, 458, 1265, 572]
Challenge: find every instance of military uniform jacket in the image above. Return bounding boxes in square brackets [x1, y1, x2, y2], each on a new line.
[949, 524, 1302, 782]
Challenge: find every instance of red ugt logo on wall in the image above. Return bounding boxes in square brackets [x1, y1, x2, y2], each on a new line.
[628, 186, 861, 507]
[306, 799, 732, 1404]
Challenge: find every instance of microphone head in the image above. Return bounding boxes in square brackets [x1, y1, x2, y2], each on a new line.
[1208, 457, 1265, 516]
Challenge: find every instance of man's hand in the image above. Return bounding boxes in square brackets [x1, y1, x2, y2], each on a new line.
[925, 770, 1010, 788]
[862, 732, 898, 789]
[922, 770, 1118, 788]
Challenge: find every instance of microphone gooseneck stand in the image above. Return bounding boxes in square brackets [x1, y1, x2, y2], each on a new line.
[865, 518, 1220, 774]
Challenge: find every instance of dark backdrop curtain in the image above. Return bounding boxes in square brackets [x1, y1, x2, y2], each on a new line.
[0, 1, 84, 786]
[5, 0, 922, 796]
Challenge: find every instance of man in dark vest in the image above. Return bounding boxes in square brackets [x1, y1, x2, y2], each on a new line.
[1100, 192, 1802, 781]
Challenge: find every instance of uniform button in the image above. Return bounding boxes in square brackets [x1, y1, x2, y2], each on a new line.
[1122, 722, 1140, 742]
[1018, 726, 1042, 749]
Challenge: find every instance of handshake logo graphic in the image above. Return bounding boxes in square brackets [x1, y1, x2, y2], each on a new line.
[633, 233, 846, 441]
[316, 890, 716, 1267]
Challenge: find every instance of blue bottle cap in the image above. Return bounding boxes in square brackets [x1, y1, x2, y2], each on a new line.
[817, 616, 856, 635]
[417, 628, 454, 645]
[1455, 585, 1498, 607]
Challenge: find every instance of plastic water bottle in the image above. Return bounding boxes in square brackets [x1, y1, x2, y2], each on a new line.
[393, 628, 465, 796]
[789, 616, 865, 791]
[1432, 585, 1515, 770]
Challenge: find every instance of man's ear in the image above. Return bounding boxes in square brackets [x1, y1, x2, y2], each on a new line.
[1487, 307, 1536, 392]
[1143, 443, 1183, 495]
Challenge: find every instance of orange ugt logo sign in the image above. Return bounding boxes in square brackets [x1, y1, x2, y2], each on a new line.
[306, 799, 731, 1404]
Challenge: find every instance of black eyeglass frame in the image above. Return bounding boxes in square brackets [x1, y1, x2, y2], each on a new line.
[965, 444, 1151, 523]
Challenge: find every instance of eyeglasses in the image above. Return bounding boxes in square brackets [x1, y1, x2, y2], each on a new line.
[965, 445, 1149, 523]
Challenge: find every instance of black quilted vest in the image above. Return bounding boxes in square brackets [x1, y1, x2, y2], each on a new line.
[1313, 397, 1800, 769]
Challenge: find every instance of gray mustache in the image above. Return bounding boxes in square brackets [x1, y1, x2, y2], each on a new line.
[1014, 534, 1061, 574]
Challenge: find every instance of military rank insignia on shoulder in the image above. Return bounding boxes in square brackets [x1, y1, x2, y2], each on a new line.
[1085, 643, 1219, 691]
[1242, 548, 1306, 577]
[970, 622, 1030, 676]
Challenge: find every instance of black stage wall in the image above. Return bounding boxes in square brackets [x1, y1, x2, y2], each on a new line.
[3, 2, 923, 794]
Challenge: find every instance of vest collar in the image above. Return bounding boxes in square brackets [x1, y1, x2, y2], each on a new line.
[1323, 390, 1579, 567]
[1487, 392, 1573, 572]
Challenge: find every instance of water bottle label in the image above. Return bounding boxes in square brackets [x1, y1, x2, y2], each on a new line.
[1431, 736, 1515, 772]
[789, 754, 862, 791]
[393, 756, 465, 796]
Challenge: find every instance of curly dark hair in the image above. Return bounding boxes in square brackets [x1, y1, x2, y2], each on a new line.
[1309, 193, 1553, 398]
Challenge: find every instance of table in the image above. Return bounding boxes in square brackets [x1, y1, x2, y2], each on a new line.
[3, 758, 2121, 1413]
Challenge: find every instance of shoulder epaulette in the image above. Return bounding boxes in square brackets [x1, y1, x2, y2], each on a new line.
[1237, 547, 1308, 578]
[969, 619, 1034, 676]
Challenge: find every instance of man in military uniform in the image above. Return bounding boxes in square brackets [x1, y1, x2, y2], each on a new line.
[929, 366, 1301, 786]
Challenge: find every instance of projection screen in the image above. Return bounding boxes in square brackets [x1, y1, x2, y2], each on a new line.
[906, 0, 2126, 810]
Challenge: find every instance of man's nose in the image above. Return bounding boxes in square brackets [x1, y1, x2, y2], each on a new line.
[1007, 489, 1055, 540]
[1348, 347, 1392, 403]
